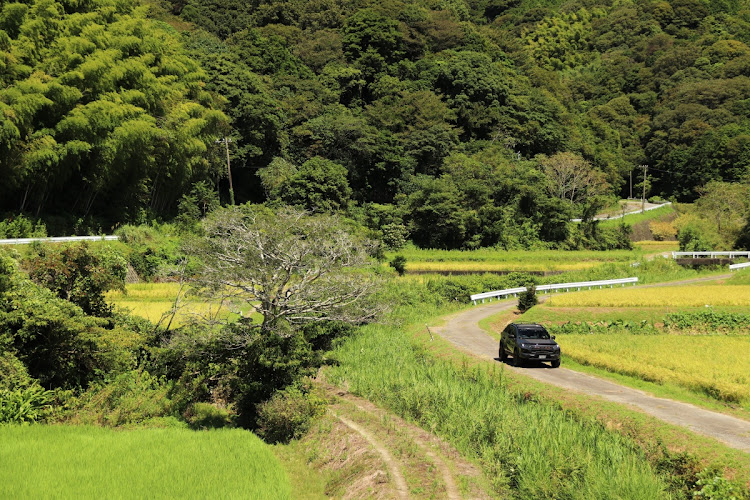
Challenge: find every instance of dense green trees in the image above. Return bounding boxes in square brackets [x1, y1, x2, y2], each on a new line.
[3, 0, 750, 248]
[0, 253, 139, 390]
[0, 0, 226, 224]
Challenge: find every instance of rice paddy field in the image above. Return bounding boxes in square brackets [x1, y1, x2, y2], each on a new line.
[385, 247, 671, 273]
[546, 285, 750, 308]
[0, 425, 290, 499]
[559, 335, 750, 405]
[106, 283, 261, 326]
[517, 279, 750, 411]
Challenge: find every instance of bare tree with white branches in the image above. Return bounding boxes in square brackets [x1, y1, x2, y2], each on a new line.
[187, 205, 382, 336]
[539, 152, 609, 205]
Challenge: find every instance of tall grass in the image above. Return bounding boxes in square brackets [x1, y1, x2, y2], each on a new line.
[727, 268, 750, 285]
[0, 425, 290, 499]
[326, 305, 669, 498]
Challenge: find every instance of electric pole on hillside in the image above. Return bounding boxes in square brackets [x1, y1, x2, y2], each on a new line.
[629, 169, 633, 199]
[640, 164, 648, 213]
[216, 137, 235, 205]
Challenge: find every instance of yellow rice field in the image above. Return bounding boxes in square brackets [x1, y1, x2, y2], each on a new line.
[633, 241, 679, 252]
[403, 261, 596, 272]
[548, 285, 750, 307]
[106, 283, 257, 326]
[561, 334, 750, 405]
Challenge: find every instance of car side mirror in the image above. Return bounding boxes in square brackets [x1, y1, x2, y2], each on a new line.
[551, 335, 556, 340]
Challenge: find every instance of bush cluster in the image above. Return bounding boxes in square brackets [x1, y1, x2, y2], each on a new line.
[256, 384, 327, 444]
[548, 320, 659, 335]
[115, 224, 189, 281]
[0, 215, 47, 239]
[426, 272, 535, 303]
[663, 311, 750, 333]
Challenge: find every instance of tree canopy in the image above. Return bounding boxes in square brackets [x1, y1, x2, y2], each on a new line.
[3, 0, 750, 248]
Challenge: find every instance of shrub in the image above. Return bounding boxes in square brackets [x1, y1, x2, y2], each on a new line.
[693, 468, 743, 499]
[0, 215, 47, 239]
[389, 254, 407, 276]
[256, 384, 327, 444]
[517, 284, 538, 312]
[0, 256, 140, 389]
[381, 223, 409, 250]
[0, 385, 53, 424]
[650, 221, 677, 241]
[0, 351, 53, 424]
[26, 242, 127, 317]
[69, 370, 176, 427]
[115, 224, 187, 281]
[175, 181, 220, 234]
[184, 402, 234, 429]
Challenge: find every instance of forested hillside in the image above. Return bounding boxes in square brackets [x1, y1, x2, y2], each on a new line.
[2, 0, 750, 248]
[0, 0, 226, 224]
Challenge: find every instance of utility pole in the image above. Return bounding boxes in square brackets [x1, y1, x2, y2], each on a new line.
[216, 137, 234, 205]
[629, 169, 633, 199]
[640, 164, 648, 213]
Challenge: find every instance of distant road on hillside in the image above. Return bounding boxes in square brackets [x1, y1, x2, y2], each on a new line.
[0, 235, 118, 245]
[571, 201, 671, 222]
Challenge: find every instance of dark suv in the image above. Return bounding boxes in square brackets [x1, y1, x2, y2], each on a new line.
[499, 323, 560, 368]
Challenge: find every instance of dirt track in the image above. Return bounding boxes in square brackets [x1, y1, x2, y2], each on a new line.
[434, 297, 750, 454]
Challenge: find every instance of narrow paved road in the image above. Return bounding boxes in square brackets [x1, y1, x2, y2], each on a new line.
[434, 299, 750, 453]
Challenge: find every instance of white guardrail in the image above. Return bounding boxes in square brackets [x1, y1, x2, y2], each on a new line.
[470, 277, 639, 305]
[672, 251, 750, 259]
[729, 262, 750, 271]
[0, 235, 118, 245]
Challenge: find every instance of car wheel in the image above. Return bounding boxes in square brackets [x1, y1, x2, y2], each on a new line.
[551, 359, 561, 368]
[499, 343, 507, 362]
[513, 349, 523, 367]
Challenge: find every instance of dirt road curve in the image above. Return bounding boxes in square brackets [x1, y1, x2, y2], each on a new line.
[434, 300, 750, 453]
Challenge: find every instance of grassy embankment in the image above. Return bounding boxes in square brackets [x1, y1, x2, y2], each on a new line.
[0, 426, 290, 499]
[598, 202, 676, 228]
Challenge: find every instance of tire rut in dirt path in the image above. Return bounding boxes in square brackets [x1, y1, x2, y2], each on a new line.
[331, 412, 410, 499]
[323, 383, 490, 499]
[432, 278, 750, 453]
